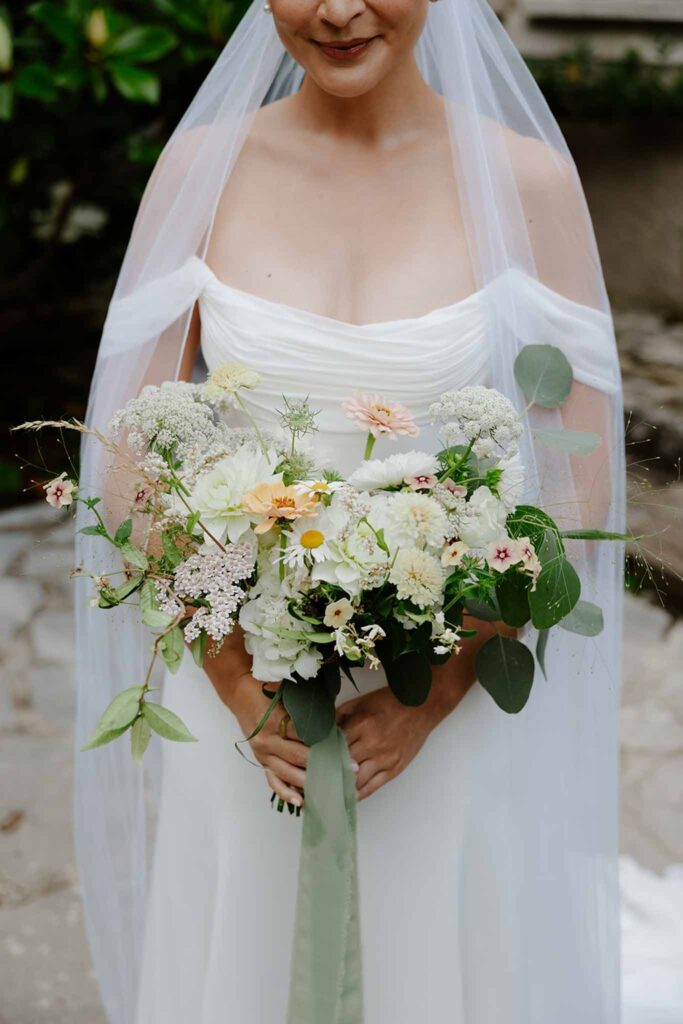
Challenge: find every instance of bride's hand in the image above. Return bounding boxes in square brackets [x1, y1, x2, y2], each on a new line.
[336, 620, 512, 801]
[201, 629, 308, 808]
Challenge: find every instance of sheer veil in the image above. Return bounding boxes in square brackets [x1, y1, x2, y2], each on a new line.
[76, 1, 624, 1020]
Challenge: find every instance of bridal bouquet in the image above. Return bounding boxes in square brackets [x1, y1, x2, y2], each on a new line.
[28, 343, 625, 771]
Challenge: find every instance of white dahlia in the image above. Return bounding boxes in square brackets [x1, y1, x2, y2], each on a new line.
[348, 451, 439, 492]
[389, 548, 444, 609]
[381, 492, 449, 552]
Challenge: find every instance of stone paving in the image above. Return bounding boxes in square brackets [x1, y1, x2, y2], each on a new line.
[1, 503, 681, 1022]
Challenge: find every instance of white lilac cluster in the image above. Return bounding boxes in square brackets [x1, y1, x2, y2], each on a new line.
[428, 385, 523, 459]
[172, 543, 256, 645]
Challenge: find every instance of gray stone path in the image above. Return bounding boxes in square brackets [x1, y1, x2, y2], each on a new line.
[1, 503, 681, 1022]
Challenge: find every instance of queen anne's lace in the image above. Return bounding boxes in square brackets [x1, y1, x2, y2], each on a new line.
[429, 385, 522, 458]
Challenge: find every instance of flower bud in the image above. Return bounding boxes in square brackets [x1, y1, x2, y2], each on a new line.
[86, 9, 109, 49]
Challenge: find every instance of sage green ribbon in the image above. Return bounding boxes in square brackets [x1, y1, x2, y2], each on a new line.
[287, 725, 364, 1024]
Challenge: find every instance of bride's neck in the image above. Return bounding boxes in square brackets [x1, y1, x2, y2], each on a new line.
[292, 56, 442, 146]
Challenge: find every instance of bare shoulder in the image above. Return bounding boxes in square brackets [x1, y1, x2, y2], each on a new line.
[504, 125, 578, 203]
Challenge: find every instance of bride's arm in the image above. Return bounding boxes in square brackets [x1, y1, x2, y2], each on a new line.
[179, 307, 308, 807]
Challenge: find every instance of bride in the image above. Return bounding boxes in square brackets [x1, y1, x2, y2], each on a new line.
[77, 1, 625, 1022]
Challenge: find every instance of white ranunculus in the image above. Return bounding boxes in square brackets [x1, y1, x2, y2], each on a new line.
[187, 448, 279, 546]
[497, 451, 525, 512]
[347, 451, 439, 492]
[458, 486, 508, 548]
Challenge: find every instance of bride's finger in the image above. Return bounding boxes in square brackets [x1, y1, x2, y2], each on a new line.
[265, 768, 303, 808]
[266, 755, 306, 790]
[271, 735, 309, 768]
[336, 696, 362, 724]
[358, 770, 391, 802]
[354, 758, 379, 791]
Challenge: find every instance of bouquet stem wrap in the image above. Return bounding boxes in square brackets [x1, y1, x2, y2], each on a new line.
[287, 726, 363, 1024]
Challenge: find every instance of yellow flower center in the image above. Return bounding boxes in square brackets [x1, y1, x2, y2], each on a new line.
[301, 529, 325, 550]
[273, 497, 297, 510]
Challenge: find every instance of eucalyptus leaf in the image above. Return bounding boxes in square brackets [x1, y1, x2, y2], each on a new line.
[476, 635, 535, 714]
[495, 572, 531, 628]
[514, 344, 573, 409]
[532, 428, 601, 455]
[282, 676, 336, 746]
[140, 580, 175, 629]
[82, 685, 143, 750]
[130, 715, 152, 763]
[142, 702, 196, 742]
[463, 595, 501, 622]
[559, 600, 604, 637]
[506, 506, 562, 551]
[528, 551, 581, 630]
[384, 650, 432, 707]
[158, 626, 185, 674]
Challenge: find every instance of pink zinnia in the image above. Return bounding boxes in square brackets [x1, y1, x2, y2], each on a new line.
[342, 393, 419, 440]
[44, 473, 76, 509]
[485, 538, 521, 573]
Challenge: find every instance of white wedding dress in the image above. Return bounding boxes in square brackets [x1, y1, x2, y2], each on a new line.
[135, 260, 617, 1023]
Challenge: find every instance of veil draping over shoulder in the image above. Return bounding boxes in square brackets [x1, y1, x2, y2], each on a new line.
[76, 1, 624, 1020]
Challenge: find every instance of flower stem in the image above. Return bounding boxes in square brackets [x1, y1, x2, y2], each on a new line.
[363, 433, 376, 461]
[236, 392, 269, 458]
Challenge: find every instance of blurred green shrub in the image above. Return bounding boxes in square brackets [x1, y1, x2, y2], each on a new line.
[0, 1, 250, 301]
[530, 45, 683, 121]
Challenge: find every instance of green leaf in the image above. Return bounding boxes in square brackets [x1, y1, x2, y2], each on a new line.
[463, 595, 501, 622]
[528, 547, 581, 630]
[161, 530, 183, 568]
[142, 702, 196, 742]
[383, 650, 432, 707]
[115, 517, 133, 545]
[80, 523, 105, 537]
[532, 428, 601, 455]
[536, 629, 550, 679]
[120, 540, 149, 570]
[158, 626, 185, 674]
[191, 631, 207, 667]
[82, 685, 143, 749]
[506, 505, 562, 551]
[559, 528, 631, 542]
[282, 676, 336, 746]
[109, 62, 160, 104]
[139, 580, 175, 629]
[514, 344, 573, 409]
[113, 574, 143, 601]
[29, 3, 80, 46]
[0, 83, 13, 120]
[108, 26, 177, 63]
[495, 571, 531, 628]
[130, 715, 152, 763]
[476, 635, 535, 714]
[14, 63, 58, 102]
[559, 599, 604, 637]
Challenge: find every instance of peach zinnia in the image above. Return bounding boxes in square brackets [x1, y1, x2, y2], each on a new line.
[241, 481, 318, 534]
[342, 393, 419, 440]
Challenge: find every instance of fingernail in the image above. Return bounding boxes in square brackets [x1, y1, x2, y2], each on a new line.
[291, 794, 302, 807]
[351, 761, 360, 773]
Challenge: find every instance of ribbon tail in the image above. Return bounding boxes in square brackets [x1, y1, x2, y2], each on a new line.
[287, 725, 364, 1024]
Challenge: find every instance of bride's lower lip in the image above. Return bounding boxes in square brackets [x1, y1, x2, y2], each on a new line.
[315, 38, 377, 61]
